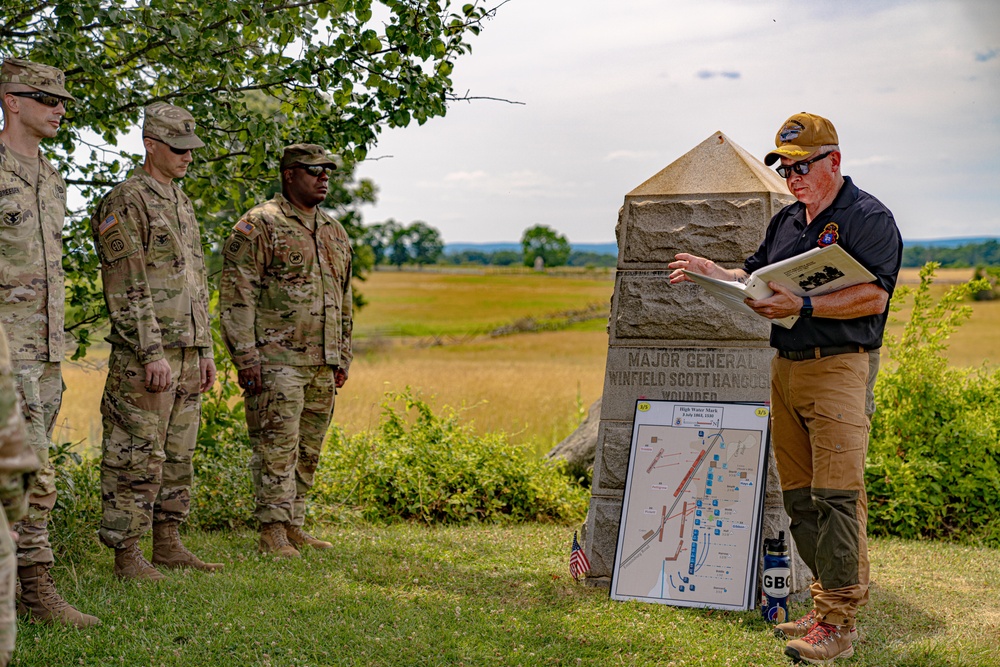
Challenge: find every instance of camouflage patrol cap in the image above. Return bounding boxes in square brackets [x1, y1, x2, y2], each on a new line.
[764, 112, 839, 166]
[0, 57, 75, 101]
[143, 102, 205, 150]
[280, 144, 341, 171]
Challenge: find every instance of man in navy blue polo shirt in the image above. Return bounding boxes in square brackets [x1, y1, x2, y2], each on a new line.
[669, 112, 902, 664]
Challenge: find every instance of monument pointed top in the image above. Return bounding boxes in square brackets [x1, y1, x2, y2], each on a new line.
[628, 131, 790, 197]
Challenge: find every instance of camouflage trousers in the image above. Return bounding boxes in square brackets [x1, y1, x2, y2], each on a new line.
[246, 365, 336, 525]
[0, 505, 15, 661]
[10, 361, 60, 567]
[98, 346, 202, 548]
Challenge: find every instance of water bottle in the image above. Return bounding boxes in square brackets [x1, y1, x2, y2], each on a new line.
[762, 530, 790, 623]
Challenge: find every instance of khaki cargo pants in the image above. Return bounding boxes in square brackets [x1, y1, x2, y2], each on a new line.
[246, 365, 335, 525]
[771, 351, 870, 628]
[98, 346, 202, 548]
[10, 360, 60, 567]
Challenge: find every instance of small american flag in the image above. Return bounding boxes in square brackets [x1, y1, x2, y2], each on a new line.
[570, 531, 590, 581]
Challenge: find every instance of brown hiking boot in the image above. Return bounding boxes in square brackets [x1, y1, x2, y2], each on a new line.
[775, 609, 859, 641]
[785, 622, 854, 664]
[152, 521, 224, 572]
[258, 522, 300, 558]
[16, 564, 101, 628]
[286, 524, 333, 550]
[114, 540, 167, 582]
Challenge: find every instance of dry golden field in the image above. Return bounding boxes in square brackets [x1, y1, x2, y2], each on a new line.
[57, 266, 996, 453]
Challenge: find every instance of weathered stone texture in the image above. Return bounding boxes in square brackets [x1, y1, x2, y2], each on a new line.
[620, 198, 767, 267]
[583, 495, 624, 580]
[611, 272, 771, 343]
[591, 421, 633, 495]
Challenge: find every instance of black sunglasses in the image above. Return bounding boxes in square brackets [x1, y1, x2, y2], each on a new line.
[6, 91, 68, 109]
[775, 151, 833, 178]
[296, 165, 332, 177]
[147, 136, 192, 155]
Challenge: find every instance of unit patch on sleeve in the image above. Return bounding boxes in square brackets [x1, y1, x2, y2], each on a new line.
[99, 225, 137, 263]
[224, 235, 250, 262]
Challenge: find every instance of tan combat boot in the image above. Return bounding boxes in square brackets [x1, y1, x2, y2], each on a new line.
[114, 539, 167, 582]
[258, 522, 300, 558]
[286, 524, 334, 550]
[784, 622, 854, 664]
[152, 521, 224, 571]
[775, 609, 859, 641]
[16, 564, 101, 628]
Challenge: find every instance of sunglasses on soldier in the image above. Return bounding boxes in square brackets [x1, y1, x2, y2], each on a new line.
[146, 136, 192, 155]
[6, 91, 68, 109]
[296, 165, 332, 177]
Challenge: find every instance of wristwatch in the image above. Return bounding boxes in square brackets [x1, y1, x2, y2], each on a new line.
[800, 296, 813, 318]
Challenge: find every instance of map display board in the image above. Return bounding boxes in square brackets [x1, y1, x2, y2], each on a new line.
[610, 400, 771, 611]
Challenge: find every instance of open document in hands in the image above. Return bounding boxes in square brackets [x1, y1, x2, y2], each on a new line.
[681, 244, 877, 330]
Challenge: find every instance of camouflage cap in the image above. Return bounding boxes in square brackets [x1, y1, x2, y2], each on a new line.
[0, 57, 75, 101]
[143, 102, 205, 150]
[764, 112, 839, 166]
[280, 143, 341, 171]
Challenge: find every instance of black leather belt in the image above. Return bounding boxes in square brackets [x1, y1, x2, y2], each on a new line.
[777, 345, 866, 361]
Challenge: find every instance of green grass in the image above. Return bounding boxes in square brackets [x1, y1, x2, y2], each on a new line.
[355, 269, 614, 337]
[18, 526, 1000, 666]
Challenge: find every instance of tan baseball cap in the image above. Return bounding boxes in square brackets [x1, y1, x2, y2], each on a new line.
[764, 112, 839, 166]
[143, 102, 205, 149]
[0, 57, 75, 100]
[280, 143, 341, 171]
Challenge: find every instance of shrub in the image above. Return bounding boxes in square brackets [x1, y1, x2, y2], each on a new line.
[188, 330, 254, 531]
[867, 263, 1000, 546]
[50, 441, 102, 561]
[312, 389, 589, 524]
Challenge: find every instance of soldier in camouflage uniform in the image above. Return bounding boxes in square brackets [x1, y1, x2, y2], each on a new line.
[220, 144, 353, 557]
[91, 103, 222, 580]
[0, 58, 100, 627]
[0, 323, 41, 665]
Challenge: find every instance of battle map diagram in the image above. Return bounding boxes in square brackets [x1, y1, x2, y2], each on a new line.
[611, 401, 770, 611]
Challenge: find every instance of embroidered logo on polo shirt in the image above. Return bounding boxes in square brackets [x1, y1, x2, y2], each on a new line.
[818, 222, 839, 248]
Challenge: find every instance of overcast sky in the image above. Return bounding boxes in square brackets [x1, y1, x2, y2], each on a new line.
[354, 0, 1000, 244]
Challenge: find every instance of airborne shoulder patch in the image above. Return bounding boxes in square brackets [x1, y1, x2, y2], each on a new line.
[99, 226, 137, 263]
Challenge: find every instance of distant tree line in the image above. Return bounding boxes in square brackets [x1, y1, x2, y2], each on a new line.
[903, 240, 1000, 268]
[361, 219, 445, 268]
[360, 222, 617, 268]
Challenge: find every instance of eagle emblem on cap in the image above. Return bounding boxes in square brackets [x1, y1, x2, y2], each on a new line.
[779, 121, 805, 144]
